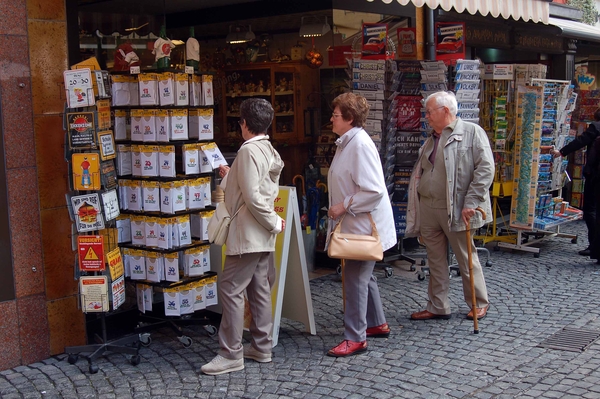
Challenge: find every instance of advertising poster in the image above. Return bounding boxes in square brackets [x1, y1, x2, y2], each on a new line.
[435, 22, 465, 64]
[397, 28, 417, 59]
[71, 193, 105, 232]
[79, 276, 109, 312]
[362, 23, 388, 60]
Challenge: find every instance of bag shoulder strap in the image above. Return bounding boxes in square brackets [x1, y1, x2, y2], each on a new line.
[334, 212, 379, 237]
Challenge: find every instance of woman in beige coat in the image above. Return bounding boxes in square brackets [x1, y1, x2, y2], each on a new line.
[202, 98, 285, 375]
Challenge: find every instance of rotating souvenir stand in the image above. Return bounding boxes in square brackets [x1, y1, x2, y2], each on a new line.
[63, 68, 141, 374]
[498, 80, 582, 257]
[111, 69, 222, 347]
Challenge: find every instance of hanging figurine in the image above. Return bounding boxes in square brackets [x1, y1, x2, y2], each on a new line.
[153, 25, 175, 70]
[186, 27, 200, 71]
[113, 42, 140, 72]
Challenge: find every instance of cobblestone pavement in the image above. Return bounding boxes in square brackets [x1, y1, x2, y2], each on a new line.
[3, 220, 600, 398]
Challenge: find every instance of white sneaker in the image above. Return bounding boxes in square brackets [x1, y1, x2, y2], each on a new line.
[201, 355, 244, 375]
[243, 344, 272, 363]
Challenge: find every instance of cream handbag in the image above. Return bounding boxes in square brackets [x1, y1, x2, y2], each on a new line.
[327, 213, 383, 261]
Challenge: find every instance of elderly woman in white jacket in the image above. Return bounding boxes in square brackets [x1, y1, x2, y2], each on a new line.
[326, 93, 397, 357]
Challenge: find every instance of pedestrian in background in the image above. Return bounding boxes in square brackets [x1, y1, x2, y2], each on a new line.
[326, 93, 397, 357]
[551, 108, 600, 257]
[587, 136, 600, 264]
[406, 91, 494, 321]
[201, 98, 285, 375]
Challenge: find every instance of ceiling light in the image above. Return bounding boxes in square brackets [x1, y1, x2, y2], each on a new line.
[226, 25, 256, 44]
[299, 16, 331, 38]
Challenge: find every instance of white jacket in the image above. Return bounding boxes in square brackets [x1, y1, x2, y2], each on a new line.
[327, 127, 397, 252]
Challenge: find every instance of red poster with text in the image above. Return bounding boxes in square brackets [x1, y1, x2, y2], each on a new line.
[435, 22, 465, 65]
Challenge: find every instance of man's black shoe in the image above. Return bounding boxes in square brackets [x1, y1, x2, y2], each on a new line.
[579, 248, 591, 256]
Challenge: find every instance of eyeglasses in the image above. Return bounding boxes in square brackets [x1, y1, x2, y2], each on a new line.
[425, 106, 445, 116]
[331, 113, 343, 118]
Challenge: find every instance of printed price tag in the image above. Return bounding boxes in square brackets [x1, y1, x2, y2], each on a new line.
[130, 65, 141, 74]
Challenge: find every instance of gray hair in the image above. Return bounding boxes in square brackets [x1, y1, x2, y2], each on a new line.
[425, 91, 458, 116]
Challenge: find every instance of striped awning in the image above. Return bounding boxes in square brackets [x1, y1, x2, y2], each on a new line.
[366, 0, 550, 24]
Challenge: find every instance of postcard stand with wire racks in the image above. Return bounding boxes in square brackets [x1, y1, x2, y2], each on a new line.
[63, 65, 141, 374]
[111, 69, 223, 347]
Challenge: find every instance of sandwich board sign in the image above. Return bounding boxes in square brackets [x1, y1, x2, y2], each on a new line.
[210, 186, 316, 347]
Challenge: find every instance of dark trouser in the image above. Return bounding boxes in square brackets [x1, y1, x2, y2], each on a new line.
[591, 179, 600, 260]
[583, 177, 597, 248]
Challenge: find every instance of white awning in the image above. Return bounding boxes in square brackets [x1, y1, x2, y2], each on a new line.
[367, 0, 549, 24]
[548, 17, 600, 42]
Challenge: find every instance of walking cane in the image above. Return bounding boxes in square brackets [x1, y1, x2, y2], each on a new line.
[467, 207, 486, 334]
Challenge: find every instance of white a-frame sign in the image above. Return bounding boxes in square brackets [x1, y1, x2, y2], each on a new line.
[210, 186, 316, 347]
[271, 186, 316, 346]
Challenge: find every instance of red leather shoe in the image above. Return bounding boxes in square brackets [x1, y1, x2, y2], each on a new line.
[467, 305, 489, 320]
[411, 310, 451, 320]
[366, 323, 391, 338]
[327, 340, 367, 357]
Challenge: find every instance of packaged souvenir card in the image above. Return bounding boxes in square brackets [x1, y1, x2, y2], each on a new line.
[185, 246, 204, 277]
[140, 145, 159, 177]
[129, 249, 147, 280]
[130, 215, 146, 246]
[183, 144, 200, 175]
[191, 74, 202, 106]
[205, 276, 218, 306]
[155, 109, 170, 142]
[145, 251, 163, 282]
[144, 216, 159, 247]
[116, 144, 132, 176]
[138, 73, 159, 106]
[177, 215, 192, 246]
[172, 181, 187, 212]
[114, 109, 130, 141]
[158, 72, 175, 106]
[126, 180, 143, 211]
[130, 145, 142, 177]
[169, 109, 189, 140]
[141, 109, 157, 142]
[163, 289, 180, 316]
[200, 142, 227, 169]
[156, 217, 172, 250]
[202, 75, 214, 106]
[175, 73, 189, 106]
[129, 76, 139, 106]
[187, 178, 205, 210]
[159, 145, 176, 177]
[179, 288, 194, 315]
[164, 252, 180, 282]
[193, 280, 206, 311]
[116, 214, 131, 243]
[130, 110, 144, 142]
[160, 182, 174, 214]
[111, 75, 131, 106]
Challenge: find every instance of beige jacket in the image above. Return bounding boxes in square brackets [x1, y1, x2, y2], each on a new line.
[405, 118, 494, 236]
[223, 136, 284, 256]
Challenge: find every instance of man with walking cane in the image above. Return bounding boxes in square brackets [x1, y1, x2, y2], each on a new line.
[405, 91, 494, 322]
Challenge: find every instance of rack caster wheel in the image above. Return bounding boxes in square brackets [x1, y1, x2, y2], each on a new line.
[139, 333, 152, 347]
[384, 267, 393, 278]
[534, 252, 540, 258]
[204, 325, 217, 337]
[417, 272, 425, 281]
[410, 264, 416, 271]
[336, 265, 342, 275]
[67, 354, 78, 364]
[130, 355, 141, 366]
[485, 260, 492, 267]
[493, 245, 499, 251]
[420, 259, 427, 266]
[571, 237, 578, 244]
[89, 364, 99, 374]
[178, 335, 193, 348]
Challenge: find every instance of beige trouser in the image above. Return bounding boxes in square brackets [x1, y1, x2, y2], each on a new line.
[218, 252, 275, 360]
[420, 201, 489, 315]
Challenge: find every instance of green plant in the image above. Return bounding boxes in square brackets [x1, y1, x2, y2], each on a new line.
[567, 0, 598, 25]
